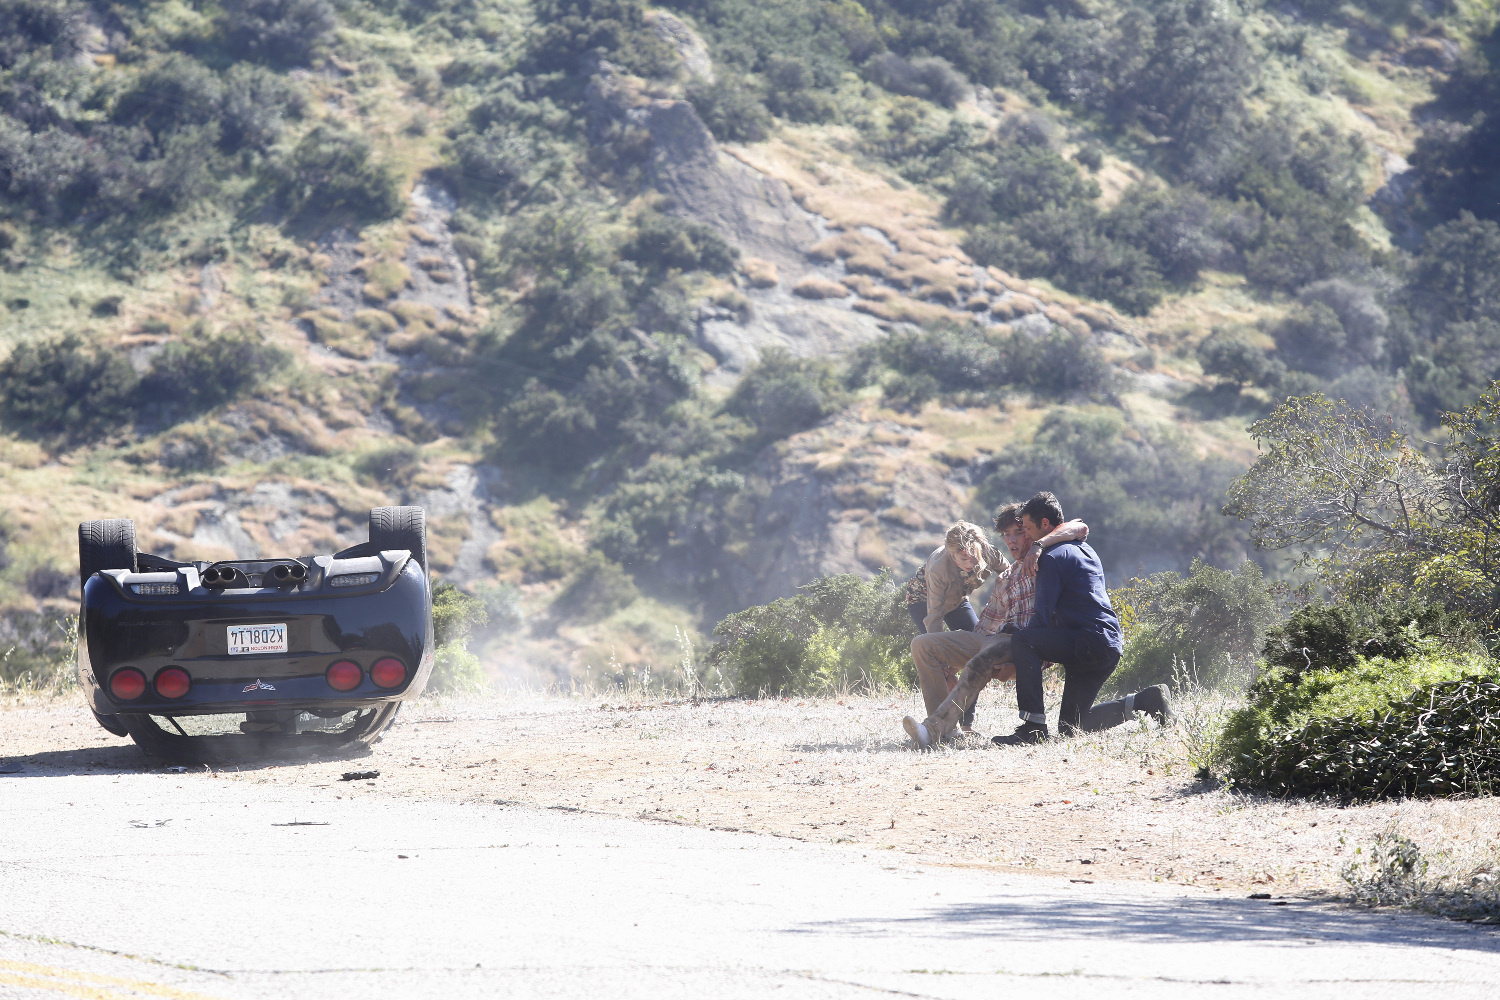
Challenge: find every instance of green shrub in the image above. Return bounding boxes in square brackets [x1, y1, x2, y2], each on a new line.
[525, 0, 678, 80]
[0, 610, 76, 692]
[112, 54, 224, 139]
[710, 571, 915, 696]
[1109, 560, 1276, 693]
[220, 64, 304, 152]
[142, 326, 289, 414]
[725, 349, 845, 444]
[1197, 329, 1282, 387]
[865, 52, 968, 107]
[1219, 672, 1500, 800]
[0, 333, 139, 438]
[433, 582, 490, 646]
[686, 75, 772, 142]
[590, 456, 744, 568]
[620, 214, 739, 275]
[554, 550, 640, 621]
[966, 206, 1164, 315]
[428, 582, 491, 694]
[0, 1, 87, 70]
[273, 123, 404, 222]
[220, 0, 337, 68]
[1261, 598, 1473, 678]
[855, 323, 1115, 403]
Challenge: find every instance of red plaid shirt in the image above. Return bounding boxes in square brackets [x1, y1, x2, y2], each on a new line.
[975, 548, 1037, 636]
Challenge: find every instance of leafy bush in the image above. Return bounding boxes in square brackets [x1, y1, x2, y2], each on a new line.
[0, 333, 139, 437]
[1109, 560, 1276, 693]
[220, 0, 338, 68]
[142, 326, 289, 414]
[220, 64, 304, 152]
[710, 571, 915, 696]
[1402, 213, 1500, 418]
[686, 74, 772, 142]
[113, 54, 224, 139]
[554, 550, 640, 621]
[273, 123, 403, 222]
[966, 205, 1165, 315]
[1260, 598, 1473, 677]
[428, 582, 491, 695]
[725, 348, 845, 443]
[1409, 24, 1500, 224]
[1220, 673, 1500, 800]
[620, 214, 738, 275]
[0, 1, 88, 69]
[865, 52, 968, 107]
[0, 609, 76, 692]
[433, 582, 489, 646]
[855, 323, 1115, 403]
[590, 456, 744, 568]
[525, 0, 678, 80]
[1197, 329, 1281, 387]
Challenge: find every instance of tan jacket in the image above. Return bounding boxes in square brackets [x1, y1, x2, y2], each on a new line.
[921, 539, 1007, 633]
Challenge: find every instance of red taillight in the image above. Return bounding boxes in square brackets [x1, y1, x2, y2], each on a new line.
[154, 667, 191, 700]
[370, 657, 406, 689]
[109, 668, 146, 701]
[327, 660, 362, 692]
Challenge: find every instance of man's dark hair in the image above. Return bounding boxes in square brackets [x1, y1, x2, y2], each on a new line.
[1020, 492, 1065, 528]
[992, 501, 1024, 531]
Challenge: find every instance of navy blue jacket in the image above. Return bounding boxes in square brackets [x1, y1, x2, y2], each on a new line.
[1033, 540, 1122, 652]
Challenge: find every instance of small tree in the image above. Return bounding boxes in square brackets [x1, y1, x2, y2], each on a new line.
[1197, 328, 1280, 388]
[1223, 388, 1500, 623]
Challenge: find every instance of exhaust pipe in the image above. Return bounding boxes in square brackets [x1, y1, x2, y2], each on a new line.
[201, 565, 247, 588]
[270, 563, 307, 585]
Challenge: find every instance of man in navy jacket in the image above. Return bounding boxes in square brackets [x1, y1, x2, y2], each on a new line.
[992, 492, 1171, 746]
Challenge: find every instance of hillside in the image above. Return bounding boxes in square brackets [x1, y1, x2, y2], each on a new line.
[3, 0, 1500, 685]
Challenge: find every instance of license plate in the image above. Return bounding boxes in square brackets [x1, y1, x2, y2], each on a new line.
[227, 624, 288, 655]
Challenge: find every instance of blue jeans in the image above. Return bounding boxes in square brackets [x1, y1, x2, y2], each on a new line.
[908, 599, 978, 635]
[1010, 626, 1126, 734]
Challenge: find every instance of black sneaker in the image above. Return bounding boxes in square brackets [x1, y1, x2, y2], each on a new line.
[1135, 684, 1174, 726]
[991, 722, 1048, 747]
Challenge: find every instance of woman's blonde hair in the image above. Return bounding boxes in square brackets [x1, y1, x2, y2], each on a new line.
[944, 521, 987, 562]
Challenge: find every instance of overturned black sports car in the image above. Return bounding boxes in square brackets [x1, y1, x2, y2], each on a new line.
[78, 506, 433, 762]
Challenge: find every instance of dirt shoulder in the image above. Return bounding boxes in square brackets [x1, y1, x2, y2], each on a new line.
[4, 691, 1498, 897]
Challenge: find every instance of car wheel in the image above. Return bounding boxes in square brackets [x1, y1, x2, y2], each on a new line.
[78, 519, 137, 588]
[118, 703, 402, 765]
[92, 710, 129, 737]
[369, 506, 427, 574]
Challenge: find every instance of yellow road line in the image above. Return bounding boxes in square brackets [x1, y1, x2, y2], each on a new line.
[0, 960, 227, 1000]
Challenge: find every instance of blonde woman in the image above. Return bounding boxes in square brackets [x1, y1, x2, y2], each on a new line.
[904, 521, 1006, 635]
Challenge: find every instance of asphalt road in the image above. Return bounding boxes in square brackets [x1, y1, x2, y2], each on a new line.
[2, 770, 1499, 999]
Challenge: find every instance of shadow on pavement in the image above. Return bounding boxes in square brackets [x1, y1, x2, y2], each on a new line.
[0, 741, 371, 777]
[796, 893, 1500, 952]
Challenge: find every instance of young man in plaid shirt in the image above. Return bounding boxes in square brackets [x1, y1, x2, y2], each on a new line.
[901, 502, 1086, 747]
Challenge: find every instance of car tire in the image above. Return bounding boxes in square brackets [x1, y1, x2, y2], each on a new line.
[78, 519, 137, 588]
[369, 506, 427, 574]
[118, 702, 402, 765]
[92, 710, 129, 737]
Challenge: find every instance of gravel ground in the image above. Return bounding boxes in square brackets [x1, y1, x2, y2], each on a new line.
[4, 686, 1498, 898]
